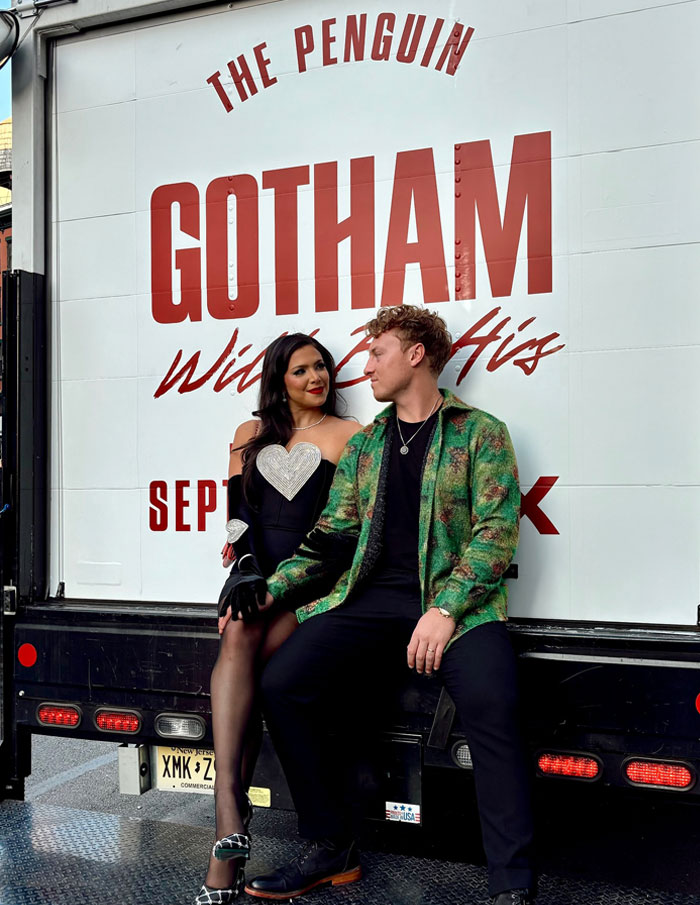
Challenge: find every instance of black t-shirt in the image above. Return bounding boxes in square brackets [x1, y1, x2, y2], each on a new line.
[370, 408, 440, 593]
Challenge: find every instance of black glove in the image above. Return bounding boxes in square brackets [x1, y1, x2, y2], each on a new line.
[218, 552, 267, 623]
[218, 475, 267, 622]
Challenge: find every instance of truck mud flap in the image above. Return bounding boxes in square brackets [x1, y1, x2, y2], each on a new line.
[427, 687, 457, 750]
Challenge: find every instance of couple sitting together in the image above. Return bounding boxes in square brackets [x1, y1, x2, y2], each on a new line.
[196, 305, 536, 905]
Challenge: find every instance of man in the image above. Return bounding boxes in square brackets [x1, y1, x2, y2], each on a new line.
[245, 305, 535, 905]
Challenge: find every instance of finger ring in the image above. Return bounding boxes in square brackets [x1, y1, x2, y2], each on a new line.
[427, 648, 436, 653]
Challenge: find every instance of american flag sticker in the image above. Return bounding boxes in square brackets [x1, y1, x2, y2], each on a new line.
[385, 801, 421, 825]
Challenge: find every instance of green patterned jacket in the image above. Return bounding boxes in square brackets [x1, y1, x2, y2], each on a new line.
[266, 388, 520, 647]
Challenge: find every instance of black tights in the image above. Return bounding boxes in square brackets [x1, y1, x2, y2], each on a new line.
[205, 609, 297, 889]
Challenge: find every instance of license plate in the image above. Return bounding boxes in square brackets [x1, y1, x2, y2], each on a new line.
[155, 746, 216, 793]
[154, 746, 271, 805]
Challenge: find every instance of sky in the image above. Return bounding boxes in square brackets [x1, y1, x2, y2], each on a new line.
[1, 0, 12, 122]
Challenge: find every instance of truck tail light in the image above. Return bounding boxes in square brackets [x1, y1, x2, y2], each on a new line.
[451, 741, 473, 769]
[624, 759, 694, 790]
[37, 704, 81, 727]
[537, 752, 600, 780]
[155, 713, 205, 741]
[95, 710, 141, 733]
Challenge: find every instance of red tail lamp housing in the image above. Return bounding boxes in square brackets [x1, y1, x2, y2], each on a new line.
[537, 751, 601, 781]
[624, 759, 695, 791]
[37, 704, 81, 728]
[95, 710, 141, 733]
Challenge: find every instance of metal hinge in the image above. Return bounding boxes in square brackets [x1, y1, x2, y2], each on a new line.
[16, 0, 78, 16]
[3, 585, 17, 616]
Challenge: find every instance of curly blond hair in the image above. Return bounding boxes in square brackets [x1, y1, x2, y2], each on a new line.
[365, 305, 453, 375]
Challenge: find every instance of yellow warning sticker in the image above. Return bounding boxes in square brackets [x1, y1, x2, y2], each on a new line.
[248, 786, 271, 807]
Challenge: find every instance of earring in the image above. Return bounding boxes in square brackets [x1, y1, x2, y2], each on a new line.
[282, 392, 287, 402]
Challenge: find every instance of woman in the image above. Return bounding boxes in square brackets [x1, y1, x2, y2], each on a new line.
[196, 334, 360, 905]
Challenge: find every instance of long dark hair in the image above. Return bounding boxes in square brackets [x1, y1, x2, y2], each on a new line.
[239, 333, 343, 503]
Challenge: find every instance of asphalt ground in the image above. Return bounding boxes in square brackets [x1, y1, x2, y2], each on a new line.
[14, 734, 700, 901]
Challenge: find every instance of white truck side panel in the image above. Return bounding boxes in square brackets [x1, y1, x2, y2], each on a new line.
[42, 0, 699, 621]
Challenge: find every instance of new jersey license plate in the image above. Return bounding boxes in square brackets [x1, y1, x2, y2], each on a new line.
[155, 746, 215, 793]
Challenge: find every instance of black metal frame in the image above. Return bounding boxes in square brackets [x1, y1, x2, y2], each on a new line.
[0, 269, 47, 800]
[1, 270, 48, 604]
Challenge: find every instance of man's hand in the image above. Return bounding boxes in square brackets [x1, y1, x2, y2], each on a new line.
[407, 608, 456, 675]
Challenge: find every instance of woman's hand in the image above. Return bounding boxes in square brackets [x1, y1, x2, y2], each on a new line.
[218, 604, 233, 635]
[221, 543, 235, 569]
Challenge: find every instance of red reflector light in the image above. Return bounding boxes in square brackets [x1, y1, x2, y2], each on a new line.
[95, 711, 141, 733]
[37, 704, 81, 727]
[625, 760, 693, 789]
[538, 752, 600, 779]
[18, 643, 38, 668]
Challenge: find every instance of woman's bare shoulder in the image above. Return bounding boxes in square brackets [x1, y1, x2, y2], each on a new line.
[327, 417, 364, 442]
[228, 419, 260, 476]
[232, 419, 260, 446]
[319, 417, 364, 464]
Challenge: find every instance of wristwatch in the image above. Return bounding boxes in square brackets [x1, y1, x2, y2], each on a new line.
[436, 607, 452, 618]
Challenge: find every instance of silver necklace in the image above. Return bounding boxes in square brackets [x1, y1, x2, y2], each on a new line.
[396, 397, 441, 455]
[292, 412, 327, 431]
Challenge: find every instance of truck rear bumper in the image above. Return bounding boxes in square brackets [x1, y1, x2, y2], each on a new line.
[13, 609, 700, 800]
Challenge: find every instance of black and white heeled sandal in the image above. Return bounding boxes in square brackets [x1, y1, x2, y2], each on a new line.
[194, 863, 245, 905]
[212, 831, 251, 861]
[212, 794, 253, 861]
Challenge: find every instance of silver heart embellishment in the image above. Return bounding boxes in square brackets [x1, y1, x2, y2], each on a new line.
[256, 443, 322, 501]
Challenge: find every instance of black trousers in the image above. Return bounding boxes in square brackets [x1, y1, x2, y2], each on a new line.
[261, 589, 535, 895]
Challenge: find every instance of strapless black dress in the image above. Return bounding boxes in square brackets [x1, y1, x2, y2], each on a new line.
[246, 445, 336, 579]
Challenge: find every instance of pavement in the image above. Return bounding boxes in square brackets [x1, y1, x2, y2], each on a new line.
[1, 735, 700, 904]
